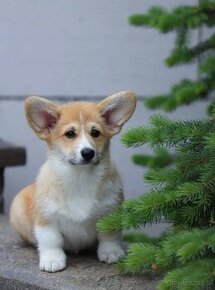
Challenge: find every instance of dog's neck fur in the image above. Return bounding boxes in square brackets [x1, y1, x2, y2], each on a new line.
[46, 145, 111, 195]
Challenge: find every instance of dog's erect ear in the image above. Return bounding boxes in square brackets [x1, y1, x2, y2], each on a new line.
[97, 91, 136, 135]
[25, 96, 60, 140]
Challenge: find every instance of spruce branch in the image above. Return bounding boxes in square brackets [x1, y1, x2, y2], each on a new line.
[129, 2, 215, 31]
[132, 148, 173, 169]
[117, 228, 215, 283]
[98, 182, 208, 233]
[200, 55, 215, 76]
[166, 33, 215, 66]
[158, 259, 215, 290]
[117, 243, 158, 274]
[162, 228, 215, 263]
[145, 79, 211, 112]
[96, 208, 122, 233]
[122, 115, 215, 148]
[123, 232, 160, 245]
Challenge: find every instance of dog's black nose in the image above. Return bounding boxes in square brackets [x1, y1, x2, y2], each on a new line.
[81, 148, 95, 162]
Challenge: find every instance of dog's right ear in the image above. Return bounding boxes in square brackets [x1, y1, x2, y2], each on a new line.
[25, 96, 60, 140]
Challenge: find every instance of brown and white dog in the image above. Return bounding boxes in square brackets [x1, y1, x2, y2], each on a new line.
[10, 91, 136, 272]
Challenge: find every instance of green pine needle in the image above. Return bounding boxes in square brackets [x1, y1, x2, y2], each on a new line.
[117, 243, 158, 274]
[158, 259, 215, 290]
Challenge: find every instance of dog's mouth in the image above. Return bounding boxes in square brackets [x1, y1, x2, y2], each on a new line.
[68, 159, 100, 166]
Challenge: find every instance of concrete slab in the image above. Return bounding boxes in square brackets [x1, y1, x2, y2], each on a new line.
[0, 215, 159, 290]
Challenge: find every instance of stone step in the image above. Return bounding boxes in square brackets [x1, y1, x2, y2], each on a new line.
[0, 215, 159, 290]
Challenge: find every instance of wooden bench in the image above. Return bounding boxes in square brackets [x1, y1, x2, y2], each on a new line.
[0, 139, 26, 213]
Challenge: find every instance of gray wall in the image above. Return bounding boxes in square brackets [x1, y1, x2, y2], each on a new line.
[0, 0, 197, 96]
[0, 0, 205, 225]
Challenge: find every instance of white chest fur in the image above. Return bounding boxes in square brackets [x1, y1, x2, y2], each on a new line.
[36, 158, 122, 250]
[56, 166, 101, 222]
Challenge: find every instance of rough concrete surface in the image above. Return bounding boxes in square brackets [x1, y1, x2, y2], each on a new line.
[0, 215, 160, 290]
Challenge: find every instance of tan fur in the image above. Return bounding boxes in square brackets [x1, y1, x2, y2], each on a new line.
[10, 184, 36, 244]
[10, 164, 64, 244]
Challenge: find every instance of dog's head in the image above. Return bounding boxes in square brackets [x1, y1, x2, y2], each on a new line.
[25, 91, 136, 165]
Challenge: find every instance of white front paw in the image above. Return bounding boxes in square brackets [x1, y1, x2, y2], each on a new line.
[98, 241, 125, 264]
[39, 249, 66, 272]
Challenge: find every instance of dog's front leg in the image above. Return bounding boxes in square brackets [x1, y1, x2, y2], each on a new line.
[97, 233, 125, 264]
[35, 224, 66, 272]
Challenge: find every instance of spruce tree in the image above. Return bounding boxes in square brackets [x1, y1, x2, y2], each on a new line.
[98, 1, 215, 289]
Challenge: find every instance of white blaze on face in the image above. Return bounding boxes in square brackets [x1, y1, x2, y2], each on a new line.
[75, 112, 95, 163]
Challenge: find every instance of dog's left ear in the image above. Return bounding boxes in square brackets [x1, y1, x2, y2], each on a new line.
[97, 91, 136, 135]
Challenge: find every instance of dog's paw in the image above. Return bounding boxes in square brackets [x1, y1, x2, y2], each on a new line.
[40, 259, 66, 272]
[97, 241, 125, 264]
[39, 249, 66, 272]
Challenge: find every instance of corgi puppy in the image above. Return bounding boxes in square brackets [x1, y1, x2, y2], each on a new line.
[10, 91, 136, 273]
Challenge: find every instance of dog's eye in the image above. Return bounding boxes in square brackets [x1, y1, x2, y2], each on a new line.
[91, 129, 100, 138]
[65, 130, 76, 138]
